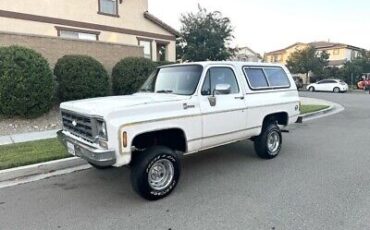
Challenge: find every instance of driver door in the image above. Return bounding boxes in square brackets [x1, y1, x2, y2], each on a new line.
[199, 66, 247, 149]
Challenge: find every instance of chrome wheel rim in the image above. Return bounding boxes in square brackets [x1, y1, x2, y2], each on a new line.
[267, 131, 280, 154]
[148, 159, 174, 191]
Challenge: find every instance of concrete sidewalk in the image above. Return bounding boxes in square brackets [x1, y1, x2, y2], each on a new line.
[0, 129, 58, 146]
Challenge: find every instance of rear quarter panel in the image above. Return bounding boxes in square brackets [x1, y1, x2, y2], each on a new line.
[242, 64, 300, 136]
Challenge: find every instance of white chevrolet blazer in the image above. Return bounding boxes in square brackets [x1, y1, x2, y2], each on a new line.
[58, 61, 300, 200]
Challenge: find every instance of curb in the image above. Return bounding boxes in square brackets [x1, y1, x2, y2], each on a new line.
[0, 157, 89, 183]
[299, 105, 335, 120]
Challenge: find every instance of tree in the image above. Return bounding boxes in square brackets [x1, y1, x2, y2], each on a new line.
[177, 6, 236, 62]
[286, 46, 329, 83]
[340, 52, 370, 84]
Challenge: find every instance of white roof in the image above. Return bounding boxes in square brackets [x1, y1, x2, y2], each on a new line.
[164, 61, 285, 68]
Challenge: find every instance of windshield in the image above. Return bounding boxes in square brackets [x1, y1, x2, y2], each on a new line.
[139, 65, 203, 95]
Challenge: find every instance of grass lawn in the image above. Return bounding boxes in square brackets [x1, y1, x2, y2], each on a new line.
[300, 104, 330, 115]
[0, 138, 70, 170]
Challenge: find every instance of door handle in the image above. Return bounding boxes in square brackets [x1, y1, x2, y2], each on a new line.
[234, 96, 244, 100]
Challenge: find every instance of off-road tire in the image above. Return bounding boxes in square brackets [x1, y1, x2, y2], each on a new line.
[254, 123, 282, 159]
[130, 146, 181, 201]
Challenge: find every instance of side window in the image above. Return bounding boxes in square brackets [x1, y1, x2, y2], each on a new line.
[264, 67, 290, 87]
[244, 68, 269, 89]
[201, 67, 240, 95]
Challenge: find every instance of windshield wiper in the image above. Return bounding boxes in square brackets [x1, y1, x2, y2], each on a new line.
[156, 90, 173, 94]
[139, 88, 152, 92]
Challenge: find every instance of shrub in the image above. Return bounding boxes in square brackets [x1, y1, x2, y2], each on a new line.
[112, 57, 156, 95]
[0, 46, 54, 118]
[54, 55, 109, 102]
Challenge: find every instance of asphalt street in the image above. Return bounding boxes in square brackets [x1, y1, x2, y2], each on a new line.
[1, 91, 370, 230]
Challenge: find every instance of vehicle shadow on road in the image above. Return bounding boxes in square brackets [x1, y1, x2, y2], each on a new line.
[42, 140, 263, 204]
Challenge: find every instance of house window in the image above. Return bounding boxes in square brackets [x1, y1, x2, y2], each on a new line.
[138, 39, 152, 59]
[57, 27, 99, 41]
[98, 0, 118, 16]
[333, 49, 340, 55]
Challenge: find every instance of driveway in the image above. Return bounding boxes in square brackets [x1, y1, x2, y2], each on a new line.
[1, 92, 369, 230]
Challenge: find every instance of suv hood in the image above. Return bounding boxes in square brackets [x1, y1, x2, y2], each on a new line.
[60, 93, 189, 117]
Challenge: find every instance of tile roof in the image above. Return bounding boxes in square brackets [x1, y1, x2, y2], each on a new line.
[265, 41, 365, 55]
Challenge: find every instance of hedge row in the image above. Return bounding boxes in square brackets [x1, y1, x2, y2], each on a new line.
[0, 46, 173, 118]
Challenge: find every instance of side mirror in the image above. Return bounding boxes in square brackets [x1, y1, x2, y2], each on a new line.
[208, 84, 231, 107]
[213, 84, 231, 96]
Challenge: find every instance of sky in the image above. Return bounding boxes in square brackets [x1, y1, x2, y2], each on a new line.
[149, 0, 370, 54]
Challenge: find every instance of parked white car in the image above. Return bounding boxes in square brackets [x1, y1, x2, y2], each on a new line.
[57, 61, 300, 200]
[307, 79, 348, 93]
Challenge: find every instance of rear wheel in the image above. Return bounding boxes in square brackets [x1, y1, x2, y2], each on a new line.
[333, 87, 340, 93]
[130, 146, 181, 200]
[309, 87, 315, 92]
[254, 122, 282, 159]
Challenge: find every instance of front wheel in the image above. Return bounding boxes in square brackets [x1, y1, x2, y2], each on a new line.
[130, 146, 181, 200]
[308, 87, 315, 92]
[333, 87, 340, 93]
[254, 123, 282, 159]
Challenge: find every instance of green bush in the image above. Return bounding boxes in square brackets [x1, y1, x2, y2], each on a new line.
[0, 46, 54, 118]
[112, 57, 156, 95]
[54, 55, 109, 101]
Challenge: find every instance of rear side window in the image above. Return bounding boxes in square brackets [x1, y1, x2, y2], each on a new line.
[244, 68, 268, 88]
[243, 66, 291, 90]
[264, 67, 290, 87]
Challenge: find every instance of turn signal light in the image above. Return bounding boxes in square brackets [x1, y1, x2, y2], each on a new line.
[122, 132, 127, 148]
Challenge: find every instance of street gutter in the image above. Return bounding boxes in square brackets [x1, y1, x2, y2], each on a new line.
[0, 157, 90, 188]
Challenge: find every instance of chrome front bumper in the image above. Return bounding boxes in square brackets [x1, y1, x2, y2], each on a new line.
[57, 130, 116, 167]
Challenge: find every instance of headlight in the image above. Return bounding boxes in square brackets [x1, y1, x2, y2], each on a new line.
[96, 120, 108, 140]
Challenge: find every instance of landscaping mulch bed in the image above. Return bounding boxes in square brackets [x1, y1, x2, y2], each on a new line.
[0, 106, 62, 136]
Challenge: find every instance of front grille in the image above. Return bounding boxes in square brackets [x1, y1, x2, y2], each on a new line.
[61, 111, 94, 141]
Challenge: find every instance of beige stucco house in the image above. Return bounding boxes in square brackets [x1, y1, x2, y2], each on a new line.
[264, 41, 365, 68]
[231, 46, 261, 62]
[0, 0, 178, 62]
